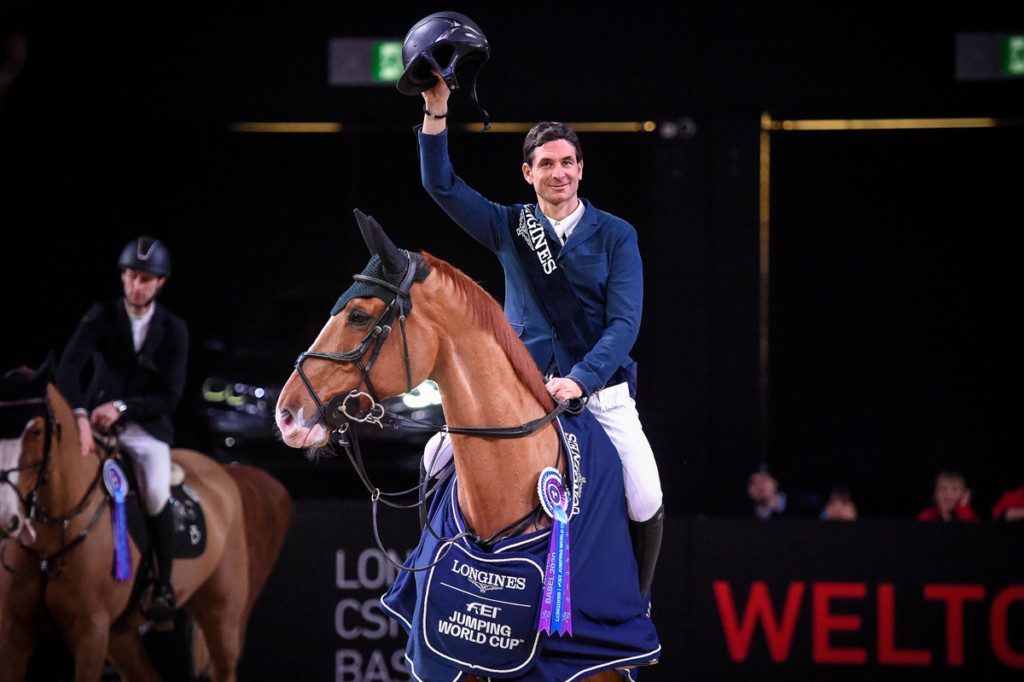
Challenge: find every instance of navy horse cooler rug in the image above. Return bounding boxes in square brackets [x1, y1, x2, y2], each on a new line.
[381, 410, 661, 681]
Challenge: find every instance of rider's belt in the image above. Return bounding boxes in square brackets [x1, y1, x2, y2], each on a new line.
[587, 381, 630, 411]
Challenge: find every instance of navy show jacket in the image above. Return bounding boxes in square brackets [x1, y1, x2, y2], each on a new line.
[417, 127, 642, 396]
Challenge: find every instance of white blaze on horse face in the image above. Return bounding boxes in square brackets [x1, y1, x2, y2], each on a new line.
[0, 421, 31, 534]
[275, 402, 328, 449]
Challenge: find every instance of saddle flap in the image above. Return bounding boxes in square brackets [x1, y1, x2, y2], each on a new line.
[120, 459, 207, 560]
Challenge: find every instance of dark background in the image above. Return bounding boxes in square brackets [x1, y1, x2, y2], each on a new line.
[2, 1, 1023, 520]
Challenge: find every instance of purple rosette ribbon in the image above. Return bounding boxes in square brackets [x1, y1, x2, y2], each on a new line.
[102, 460, 132, 582]
[537, 467, 573, 636]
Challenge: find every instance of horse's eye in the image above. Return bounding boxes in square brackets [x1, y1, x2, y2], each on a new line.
[31, 428, 43, 440]
[348, 310, 371, 327]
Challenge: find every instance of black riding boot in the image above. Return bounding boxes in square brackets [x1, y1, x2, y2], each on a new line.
[144, 503, 177, 627]
[629, 505, 665, 598]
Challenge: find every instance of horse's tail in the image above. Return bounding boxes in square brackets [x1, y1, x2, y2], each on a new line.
[224, 463, 293, 625]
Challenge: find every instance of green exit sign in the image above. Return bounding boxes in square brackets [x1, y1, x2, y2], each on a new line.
[328, 37, 404, 87]
[1006, 36, 1024, 76]
[957, 32, 1024, 81]
[373, 41, 404, 83]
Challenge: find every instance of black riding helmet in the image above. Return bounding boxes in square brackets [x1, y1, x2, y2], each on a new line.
[117, 236, 172, 277]
[397, 11, 490, 129]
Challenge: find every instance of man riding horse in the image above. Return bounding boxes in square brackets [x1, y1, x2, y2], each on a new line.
[404, 15, 665, 597]
[55, 237, 187, 625]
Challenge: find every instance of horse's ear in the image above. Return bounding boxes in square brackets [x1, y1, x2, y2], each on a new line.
[34, 352, 55, 383]
[354, 209, 406, 274]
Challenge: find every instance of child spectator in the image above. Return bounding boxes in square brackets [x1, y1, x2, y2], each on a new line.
[917, 471, 979, 522]
[820, 487, 857, 521]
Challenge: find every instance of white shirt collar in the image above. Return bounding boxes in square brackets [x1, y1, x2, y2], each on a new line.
[542, 199, 586, 244]
[124, 300, 156, 352]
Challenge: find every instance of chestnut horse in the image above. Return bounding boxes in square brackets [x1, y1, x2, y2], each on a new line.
[274, 213, 624, 681]
[0, 366, 291, 681]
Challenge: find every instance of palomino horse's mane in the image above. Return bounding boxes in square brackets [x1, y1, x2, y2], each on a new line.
[421, 252, 553, 411]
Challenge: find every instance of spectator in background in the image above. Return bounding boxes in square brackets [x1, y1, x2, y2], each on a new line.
[991, 485, 1024, 522]
[747, 467, 787, 519]
[0, 1, 29, 104]
[820, 486, 857, 521]
[917, 471, 980, 522]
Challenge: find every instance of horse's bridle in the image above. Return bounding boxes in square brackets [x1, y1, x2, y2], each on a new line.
[292, 254, 578, 571]
[0, 397, 110, 577]
[294, 254, 420, 432]
[0, 397, 55, 527]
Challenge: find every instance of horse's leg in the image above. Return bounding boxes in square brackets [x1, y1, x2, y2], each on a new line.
[190, 535, 249, 681]
[192, 578, 247, 681]
[62, 609, 111, 681]
[0, 609, 38, 682]
[107, 629, 161, 682]
[0, 568, 41, 682]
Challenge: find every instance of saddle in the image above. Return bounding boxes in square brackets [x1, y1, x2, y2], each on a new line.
[113, 449, 207, 561]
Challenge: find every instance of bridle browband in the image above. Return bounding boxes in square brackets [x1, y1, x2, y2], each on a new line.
[0, 396, 111, 577]
[292, 253, 580, 571]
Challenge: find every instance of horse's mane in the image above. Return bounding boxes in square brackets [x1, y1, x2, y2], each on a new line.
[421, 253, 553, 411]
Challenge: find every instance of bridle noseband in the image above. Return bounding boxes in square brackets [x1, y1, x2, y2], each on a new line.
[291, 253, 580, 572]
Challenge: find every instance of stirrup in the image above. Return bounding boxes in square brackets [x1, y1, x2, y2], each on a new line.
[143, 583, 177, 631]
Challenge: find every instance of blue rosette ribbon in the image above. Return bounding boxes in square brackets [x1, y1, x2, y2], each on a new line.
[102, 460, 132, 582]
[536, 467, 572, 637]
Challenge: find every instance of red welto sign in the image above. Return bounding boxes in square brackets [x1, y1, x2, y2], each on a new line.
[712, 581, 1024, 669]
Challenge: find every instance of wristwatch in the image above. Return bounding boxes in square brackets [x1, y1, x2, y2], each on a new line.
[112, 400, 127, 414]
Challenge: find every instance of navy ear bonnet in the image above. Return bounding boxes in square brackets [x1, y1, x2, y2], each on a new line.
[331, 251, 431, 316]
[0, 365, 50, 439]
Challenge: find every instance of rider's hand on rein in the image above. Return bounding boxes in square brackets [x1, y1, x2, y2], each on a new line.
[76, 414, 94, 457]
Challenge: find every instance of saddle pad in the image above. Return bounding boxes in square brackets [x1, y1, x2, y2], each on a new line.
[381, 410, 660, 681]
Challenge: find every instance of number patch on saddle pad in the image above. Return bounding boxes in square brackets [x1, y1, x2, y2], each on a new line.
[167, 484, 206, 557]
[421, 542, 545, 678]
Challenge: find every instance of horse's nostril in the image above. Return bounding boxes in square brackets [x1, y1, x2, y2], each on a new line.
[9, 515, 20, 533]
[280, 409, 294, 427]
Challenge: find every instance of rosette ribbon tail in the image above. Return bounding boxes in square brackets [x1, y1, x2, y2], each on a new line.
[111, 493, 131, 581]
[103, 460, 133, 582]
[538, 506, 572, 636]
[536, 466, 573, 636]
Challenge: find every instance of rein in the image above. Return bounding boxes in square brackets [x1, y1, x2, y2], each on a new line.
[0, 397, 113, 578]
[293, 255, 581, 571]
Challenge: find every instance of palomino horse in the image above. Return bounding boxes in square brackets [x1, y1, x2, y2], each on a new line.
[0, 364, 291, 681]
[275, 212, 655, 681]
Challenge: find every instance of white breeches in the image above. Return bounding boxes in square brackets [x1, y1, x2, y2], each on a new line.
[120, 423, 171, 516]
[422, 381, 663, 523]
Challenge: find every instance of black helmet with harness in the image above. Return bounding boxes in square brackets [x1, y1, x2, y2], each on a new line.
[397, 11, 491, 129]
[117, 237, 171, 278]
